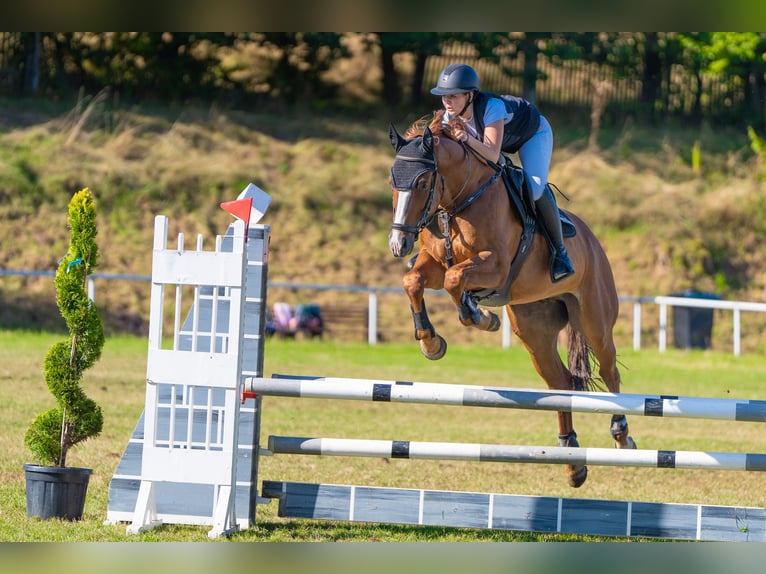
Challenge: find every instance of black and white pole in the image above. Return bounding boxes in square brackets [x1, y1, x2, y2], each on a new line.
[245, 376, 766, 422]
[268, 435, 766, 472]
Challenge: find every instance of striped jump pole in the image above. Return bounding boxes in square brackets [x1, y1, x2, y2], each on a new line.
[245, 375, 766, 422]
[246, 375, 766, 541]
[267, 436, 766, 472]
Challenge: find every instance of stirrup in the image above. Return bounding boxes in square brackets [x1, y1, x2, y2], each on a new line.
[551, 251, 575, 282]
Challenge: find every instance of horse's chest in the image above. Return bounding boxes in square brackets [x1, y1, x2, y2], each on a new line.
[424, 227, 479, 264]
[424, 211, 517, 268]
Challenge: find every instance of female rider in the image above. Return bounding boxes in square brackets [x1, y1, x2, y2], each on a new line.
[430, 63, 574, 282]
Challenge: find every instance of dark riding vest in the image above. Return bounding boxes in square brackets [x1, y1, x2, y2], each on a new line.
[473, 91, 541, 154]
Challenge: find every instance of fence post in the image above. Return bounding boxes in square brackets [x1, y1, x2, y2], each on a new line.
[368, 290, 378, 345]
[633, 301, 642, 351]
[87, 277, 96, 303]
[502, 310, 512, 348]
[659, 301, 668, 353]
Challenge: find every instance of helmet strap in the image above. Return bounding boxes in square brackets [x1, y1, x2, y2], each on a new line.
[458, 92, 474, 119]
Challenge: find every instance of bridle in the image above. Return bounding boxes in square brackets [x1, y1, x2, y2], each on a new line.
[391, 136, 502, 237]
[390, 137, 499, 240]
[389, 133, 503, 272]
[389, 153, 442, 236]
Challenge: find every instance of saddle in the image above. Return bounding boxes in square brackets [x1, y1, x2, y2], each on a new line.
[469, 157, 576, 307]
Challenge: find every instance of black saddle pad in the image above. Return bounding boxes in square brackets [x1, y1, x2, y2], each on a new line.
[560, 212, 576, 237]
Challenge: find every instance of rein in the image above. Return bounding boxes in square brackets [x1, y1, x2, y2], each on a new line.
[435, 142, 501, 267]
[445, 166, 500, 217]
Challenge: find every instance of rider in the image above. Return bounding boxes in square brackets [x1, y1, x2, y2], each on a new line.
[430, 63, 574, 282]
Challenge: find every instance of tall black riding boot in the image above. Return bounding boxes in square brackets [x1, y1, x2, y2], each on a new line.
[535, 187, 575, 282]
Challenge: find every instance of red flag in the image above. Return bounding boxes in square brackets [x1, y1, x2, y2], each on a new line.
[220, 198, 253, 228]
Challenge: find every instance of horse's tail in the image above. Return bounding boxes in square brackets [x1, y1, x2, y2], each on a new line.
[566, 324, 603, 392]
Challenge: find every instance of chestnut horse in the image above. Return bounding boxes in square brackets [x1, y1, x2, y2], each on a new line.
[387, 115, 636, 488]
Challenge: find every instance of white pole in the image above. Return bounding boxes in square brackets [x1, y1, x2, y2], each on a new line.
[246, 376, 764, 422]
[267, 436, 763, 472]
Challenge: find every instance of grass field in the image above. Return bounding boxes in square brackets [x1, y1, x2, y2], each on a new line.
[2, 329, 766, 542]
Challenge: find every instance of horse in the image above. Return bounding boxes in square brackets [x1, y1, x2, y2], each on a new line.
[387, 113, 636, 488]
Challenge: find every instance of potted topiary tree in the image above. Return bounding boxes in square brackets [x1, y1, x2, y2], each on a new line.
[23, 187, 104, 521]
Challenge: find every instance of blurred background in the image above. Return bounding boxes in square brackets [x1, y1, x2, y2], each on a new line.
[2, 32, 766, 352]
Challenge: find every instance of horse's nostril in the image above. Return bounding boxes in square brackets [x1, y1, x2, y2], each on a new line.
[389, 230, 413, 258]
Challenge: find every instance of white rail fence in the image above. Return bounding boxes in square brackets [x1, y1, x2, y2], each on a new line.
[3, 269, 766, 356]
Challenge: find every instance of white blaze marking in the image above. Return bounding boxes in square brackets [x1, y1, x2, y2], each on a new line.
[393, 191, 412, 227]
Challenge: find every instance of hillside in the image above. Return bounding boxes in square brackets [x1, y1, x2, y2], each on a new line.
[1, 96, 765, 349]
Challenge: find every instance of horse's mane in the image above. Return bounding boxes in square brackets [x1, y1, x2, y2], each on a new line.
[404, 110, 466, 141]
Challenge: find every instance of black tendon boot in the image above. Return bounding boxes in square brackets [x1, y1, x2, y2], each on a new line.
[535, 187, 575, 282]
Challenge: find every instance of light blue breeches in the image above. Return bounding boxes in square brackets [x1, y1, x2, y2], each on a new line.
[517, 115, 553, 201]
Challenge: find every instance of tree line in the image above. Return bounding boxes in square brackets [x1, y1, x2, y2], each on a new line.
[2, 32, 765, 126]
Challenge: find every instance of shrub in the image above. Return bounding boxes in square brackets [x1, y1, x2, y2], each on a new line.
[24, 188, 104, 467]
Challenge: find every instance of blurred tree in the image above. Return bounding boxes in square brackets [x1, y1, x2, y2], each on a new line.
[704, 33, 766, 118]
[259, 33, 347, 104]
[95, 33, 236, 101]
[641, 32, 662, 122]
[679, 32, 766, 122]
[2, 32, 764, 127]
[377, 33, 443, 107]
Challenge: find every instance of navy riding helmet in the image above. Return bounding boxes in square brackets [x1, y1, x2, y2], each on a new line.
[430, 64, 480, 96]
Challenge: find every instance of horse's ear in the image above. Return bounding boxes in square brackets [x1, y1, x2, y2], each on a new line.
[389, 123, 407, 152]
[422, 126, 434, 156]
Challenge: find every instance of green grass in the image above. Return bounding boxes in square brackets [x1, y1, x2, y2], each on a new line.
[2, 330, 766, 542]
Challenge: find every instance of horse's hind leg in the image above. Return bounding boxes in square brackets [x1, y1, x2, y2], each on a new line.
[610, 414, 636, 449]
[558, 425, 587, 487]
[589, 340, 637, 449]
[572, 288, 638, 450]
[507, 301, 587, 488]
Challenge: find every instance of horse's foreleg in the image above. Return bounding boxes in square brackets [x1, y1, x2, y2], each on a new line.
[410, 300, 447, 360]
[403, 261, 447, 360]
[457, 291, 501, 331]
[444, 256, 503, 332]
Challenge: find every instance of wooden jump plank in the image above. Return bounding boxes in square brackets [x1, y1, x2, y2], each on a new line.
[261, 480, 766, 542]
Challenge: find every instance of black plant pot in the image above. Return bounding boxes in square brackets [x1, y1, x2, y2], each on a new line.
[23, 464, 92, 521]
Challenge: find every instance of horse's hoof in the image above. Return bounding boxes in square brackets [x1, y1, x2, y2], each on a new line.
[485, 311, 501, 332]
[420, 335, 447, 360]
[568, 465, 588, 488]
[621, 436, 637, 449]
